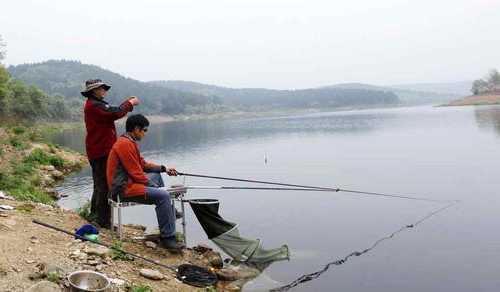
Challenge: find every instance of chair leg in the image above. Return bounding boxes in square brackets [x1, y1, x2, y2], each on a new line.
[118, 205, 122, 241]
[110, 204, 115, 236]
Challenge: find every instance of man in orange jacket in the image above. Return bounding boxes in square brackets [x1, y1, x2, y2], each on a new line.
[107, 114, 183, 250]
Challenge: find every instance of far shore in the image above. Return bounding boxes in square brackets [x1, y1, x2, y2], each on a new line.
[439, 93, 500, 107]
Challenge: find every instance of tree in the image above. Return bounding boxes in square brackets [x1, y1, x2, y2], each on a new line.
[487, 69, 500, 90]
[471, 79, 488, 95]
[0, 35, 6, 62]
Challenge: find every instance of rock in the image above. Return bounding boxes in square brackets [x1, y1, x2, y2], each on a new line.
[36, 203, 54, 210]
[25, 259, 36, 264]
[224, 283, 242, 291]
[3, 219, 17, 227]
[30, 236, 40, 244]
[145, 241, 157, 249]
[40, 165, 56, 171]
[215, 268, 239, 281]
[51, 170, 64, 179]
[26, 280, 60, 292]
[139, 268, 165, 280]
[87, 259, 101, 266]
[95, 264, 104, 271]
[123, 224, 146, 231]
[85, 246, 110, 257]
[0, 222, 13, 231]
[0, 205, 14, 210]
[204, 250, 223, 269]
[193, 244, 213, 254]
[0, 191, 14, 200]
[28, 272, 45, 280]
[0, 213, 7, 217]
[110, 278, 125, 286]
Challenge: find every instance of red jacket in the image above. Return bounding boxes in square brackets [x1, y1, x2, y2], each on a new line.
[84, 97, 133, 160]
[107, 135, 162, 198]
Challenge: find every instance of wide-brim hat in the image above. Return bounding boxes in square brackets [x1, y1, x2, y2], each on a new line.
[81, 79, 111, 97]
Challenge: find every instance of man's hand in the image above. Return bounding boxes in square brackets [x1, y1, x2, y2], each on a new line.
[128, 96, 140, 106]
[162, 165, 178, 176]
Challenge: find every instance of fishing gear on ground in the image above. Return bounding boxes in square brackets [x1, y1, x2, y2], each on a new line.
[32, 219, 218, 288]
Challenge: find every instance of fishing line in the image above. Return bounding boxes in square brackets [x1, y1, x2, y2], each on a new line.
[269, 201, 459, 291]
[178, 172, 450, 203]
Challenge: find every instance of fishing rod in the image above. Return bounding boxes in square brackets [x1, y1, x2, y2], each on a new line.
[178, 172, 452, 203]
[32, 220, 218, 287]
[184, 185, 350, 192]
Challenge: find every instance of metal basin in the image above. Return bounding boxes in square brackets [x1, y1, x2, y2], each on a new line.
[68, 270, 110, 292]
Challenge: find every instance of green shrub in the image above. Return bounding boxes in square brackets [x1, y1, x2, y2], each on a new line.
[9, 137, 26, 149]
[0, 173, 53, 204]
[24, 148, 64, 168]
[110, 241, 132, 261]
[76, 201, 97, 222]
[12, 126, 26, 135]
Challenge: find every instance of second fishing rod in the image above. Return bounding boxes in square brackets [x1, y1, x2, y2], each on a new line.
[177, 172, 455, 203]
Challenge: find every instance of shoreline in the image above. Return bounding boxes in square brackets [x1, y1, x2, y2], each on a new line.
[0, 124, 255, 291]
[439, 93, 500, 107]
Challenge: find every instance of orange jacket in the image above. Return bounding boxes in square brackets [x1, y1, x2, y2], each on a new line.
[107, 134, 161, 198]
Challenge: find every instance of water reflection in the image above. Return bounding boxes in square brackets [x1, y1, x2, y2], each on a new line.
[53, 110, 395, 157]
[474, 105, 500, 136]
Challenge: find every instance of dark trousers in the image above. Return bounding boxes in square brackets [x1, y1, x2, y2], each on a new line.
[89, 156, 111, 228]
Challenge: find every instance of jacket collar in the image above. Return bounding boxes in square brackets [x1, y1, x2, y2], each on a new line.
[88, 96, 109, 104]
[123, 133, 138, 142]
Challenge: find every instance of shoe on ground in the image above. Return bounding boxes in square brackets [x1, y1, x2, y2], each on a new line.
[159, 237, 185, 252]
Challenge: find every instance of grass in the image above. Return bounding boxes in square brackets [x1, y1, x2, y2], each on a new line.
[24, 148, 65, 168]
[76, 201, 97, 222]
[110, 241, 132, 261]
[0, 127, 70, 204]
[0, 172, 54, 205]
[131, 285, 153, 292]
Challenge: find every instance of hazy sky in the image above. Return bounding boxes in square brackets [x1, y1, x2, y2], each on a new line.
[1, 0, 499, 89]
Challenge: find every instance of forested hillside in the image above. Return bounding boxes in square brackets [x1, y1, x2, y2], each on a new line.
[8, 60, 400, 119]
[0, 65, 76, 121]
[152, 80, 400, 109]
[8, 60, 222, 115]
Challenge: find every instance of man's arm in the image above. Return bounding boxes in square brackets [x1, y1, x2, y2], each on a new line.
[141, 157, 178, 176]
[90, 99, 133, 123]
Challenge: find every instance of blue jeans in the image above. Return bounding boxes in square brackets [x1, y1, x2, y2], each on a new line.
[123, 172, 176, 238]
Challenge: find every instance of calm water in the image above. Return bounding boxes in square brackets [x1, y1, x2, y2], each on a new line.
[55, 105, 500, 292]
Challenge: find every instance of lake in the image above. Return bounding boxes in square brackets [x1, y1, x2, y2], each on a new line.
[55, 105, 500, 291]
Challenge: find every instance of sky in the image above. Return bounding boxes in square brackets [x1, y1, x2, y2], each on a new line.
[1, 0, 499, 89]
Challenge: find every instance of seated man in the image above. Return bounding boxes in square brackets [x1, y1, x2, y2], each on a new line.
[106, 114, 183, 251]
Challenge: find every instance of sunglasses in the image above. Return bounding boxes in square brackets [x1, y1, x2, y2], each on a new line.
[141, 128, 148, 132]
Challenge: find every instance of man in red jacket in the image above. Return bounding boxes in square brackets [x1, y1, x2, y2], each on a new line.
[107, 114, 183, 250]
[82, 79, 140, 228]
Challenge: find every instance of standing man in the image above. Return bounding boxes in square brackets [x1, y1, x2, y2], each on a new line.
[82, 79, 140, 228]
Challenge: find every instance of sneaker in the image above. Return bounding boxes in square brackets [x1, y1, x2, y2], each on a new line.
[159, 237, 185, 252]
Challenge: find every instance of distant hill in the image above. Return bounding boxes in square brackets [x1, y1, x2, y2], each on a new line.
[326, 82, 463, 105]
[390, 81, 472, 96]
[8, 60, 400, 116]
[151, 80, 400, 109]
[8, 60, 220, 115]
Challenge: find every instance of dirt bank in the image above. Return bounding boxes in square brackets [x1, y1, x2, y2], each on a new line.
[0, 196, 245, 291]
